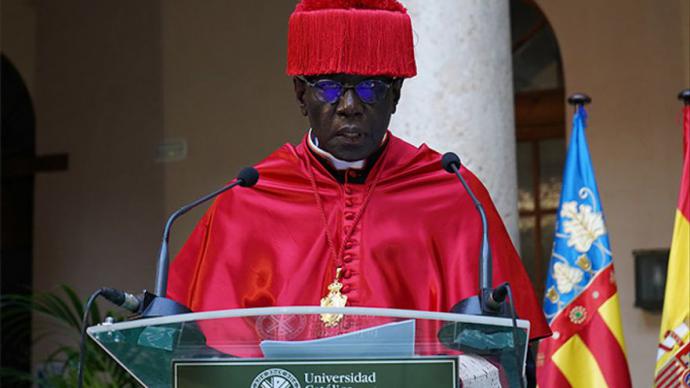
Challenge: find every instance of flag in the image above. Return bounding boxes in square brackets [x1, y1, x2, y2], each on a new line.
[537, 105, 632, 387]
[653, 100, 690, 388]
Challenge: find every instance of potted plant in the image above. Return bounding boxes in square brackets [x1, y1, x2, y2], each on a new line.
[1, 285, 138, 387]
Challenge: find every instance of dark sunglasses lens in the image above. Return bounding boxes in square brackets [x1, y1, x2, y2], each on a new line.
[356, 80, 389, 103]
[313, 80, 342, 103]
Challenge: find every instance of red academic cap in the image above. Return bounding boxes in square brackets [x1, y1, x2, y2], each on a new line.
[286, 0, 417, 78]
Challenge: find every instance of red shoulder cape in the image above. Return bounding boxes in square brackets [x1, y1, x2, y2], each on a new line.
[168, 133, 550, 353]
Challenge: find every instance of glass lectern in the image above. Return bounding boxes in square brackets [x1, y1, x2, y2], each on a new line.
[88, 306, 529, 387]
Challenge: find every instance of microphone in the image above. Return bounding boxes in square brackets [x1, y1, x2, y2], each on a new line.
[441, 153, 526, 387]
[100, 287, 142, 312]
[440, 152, 461, 173]
[144, 166, 259, 317]
[487, 282, 509, 310]
[236, 166, 260, 187]
[441, 152, 506, 315]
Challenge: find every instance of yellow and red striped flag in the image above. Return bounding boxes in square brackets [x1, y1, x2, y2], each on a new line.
[654, 95, 690, 388]
[537, 104, 632, 387]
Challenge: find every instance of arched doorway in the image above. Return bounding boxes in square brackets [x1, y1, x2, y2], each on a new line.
[1, 53, 68, 387]
[510, 0, 566, 299]
[1, 53, 36, 387]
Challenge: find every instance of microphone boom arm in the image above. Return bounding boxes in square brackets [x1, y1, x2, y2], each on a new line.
[153, 166, 258, 298]
[442, 152, 507, 316]
[448, 163, 492, 292]
[154, 179, 243, 297]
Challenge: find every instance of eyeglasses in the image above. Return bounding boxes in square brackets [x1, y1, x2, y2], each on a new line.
[297, 76, 395, 105]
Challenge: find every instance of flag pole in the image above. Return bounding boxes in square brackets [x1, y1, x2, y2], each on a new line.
[567, 92, 592, 107]
[679, 88, 690, 105]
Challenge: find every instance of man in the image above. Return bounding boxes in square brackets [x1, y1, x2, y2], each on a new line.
[168, 0, 549, 350]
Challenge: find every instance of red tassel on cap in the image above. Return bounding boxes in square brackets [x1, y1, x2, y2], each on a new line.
[296, 0, 406, 12]
[287, 0, 416, 78]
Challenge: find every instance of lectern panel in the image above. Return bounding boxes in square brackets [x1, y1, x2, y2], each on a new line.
[88, 306, 529, 387]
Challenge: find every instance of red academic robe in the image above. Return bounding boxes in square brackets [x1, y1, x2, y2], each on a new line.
[168, 133, 550, 355]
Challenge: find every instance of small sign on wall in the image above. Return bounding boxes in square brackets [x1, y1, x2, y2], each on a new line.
[156, 138, 188, 162]
[633, 249, 670, 312]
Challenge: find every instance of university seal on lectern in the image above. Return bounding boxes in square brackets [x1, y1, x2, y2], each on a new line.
[250, 368, 301, 388]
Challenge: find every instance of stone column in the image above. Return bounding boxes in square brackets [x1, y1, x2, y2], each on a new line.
[390, 0, 519, 245]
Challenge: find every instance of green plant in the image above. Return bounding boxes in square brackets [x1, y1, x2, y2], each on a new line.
[1, 285, 139, 387]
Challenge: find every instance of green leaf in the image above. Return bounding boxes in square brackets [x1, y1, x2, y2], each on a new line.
[41, 292, 81, 330]
[1, 284, 138, 387]
[61, 285, 86, 320]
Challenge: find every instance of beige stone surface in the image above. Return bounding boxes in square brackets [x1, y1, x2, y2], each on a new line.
[391, 0, 520, 245]
[28, 0, 166, 296]
[1, 0, 37, 96]
[160, 0, 306, 254]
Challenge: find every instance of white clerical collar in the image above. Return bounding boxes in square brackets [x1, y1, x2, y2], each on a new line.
[307, 129, 368, 171]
